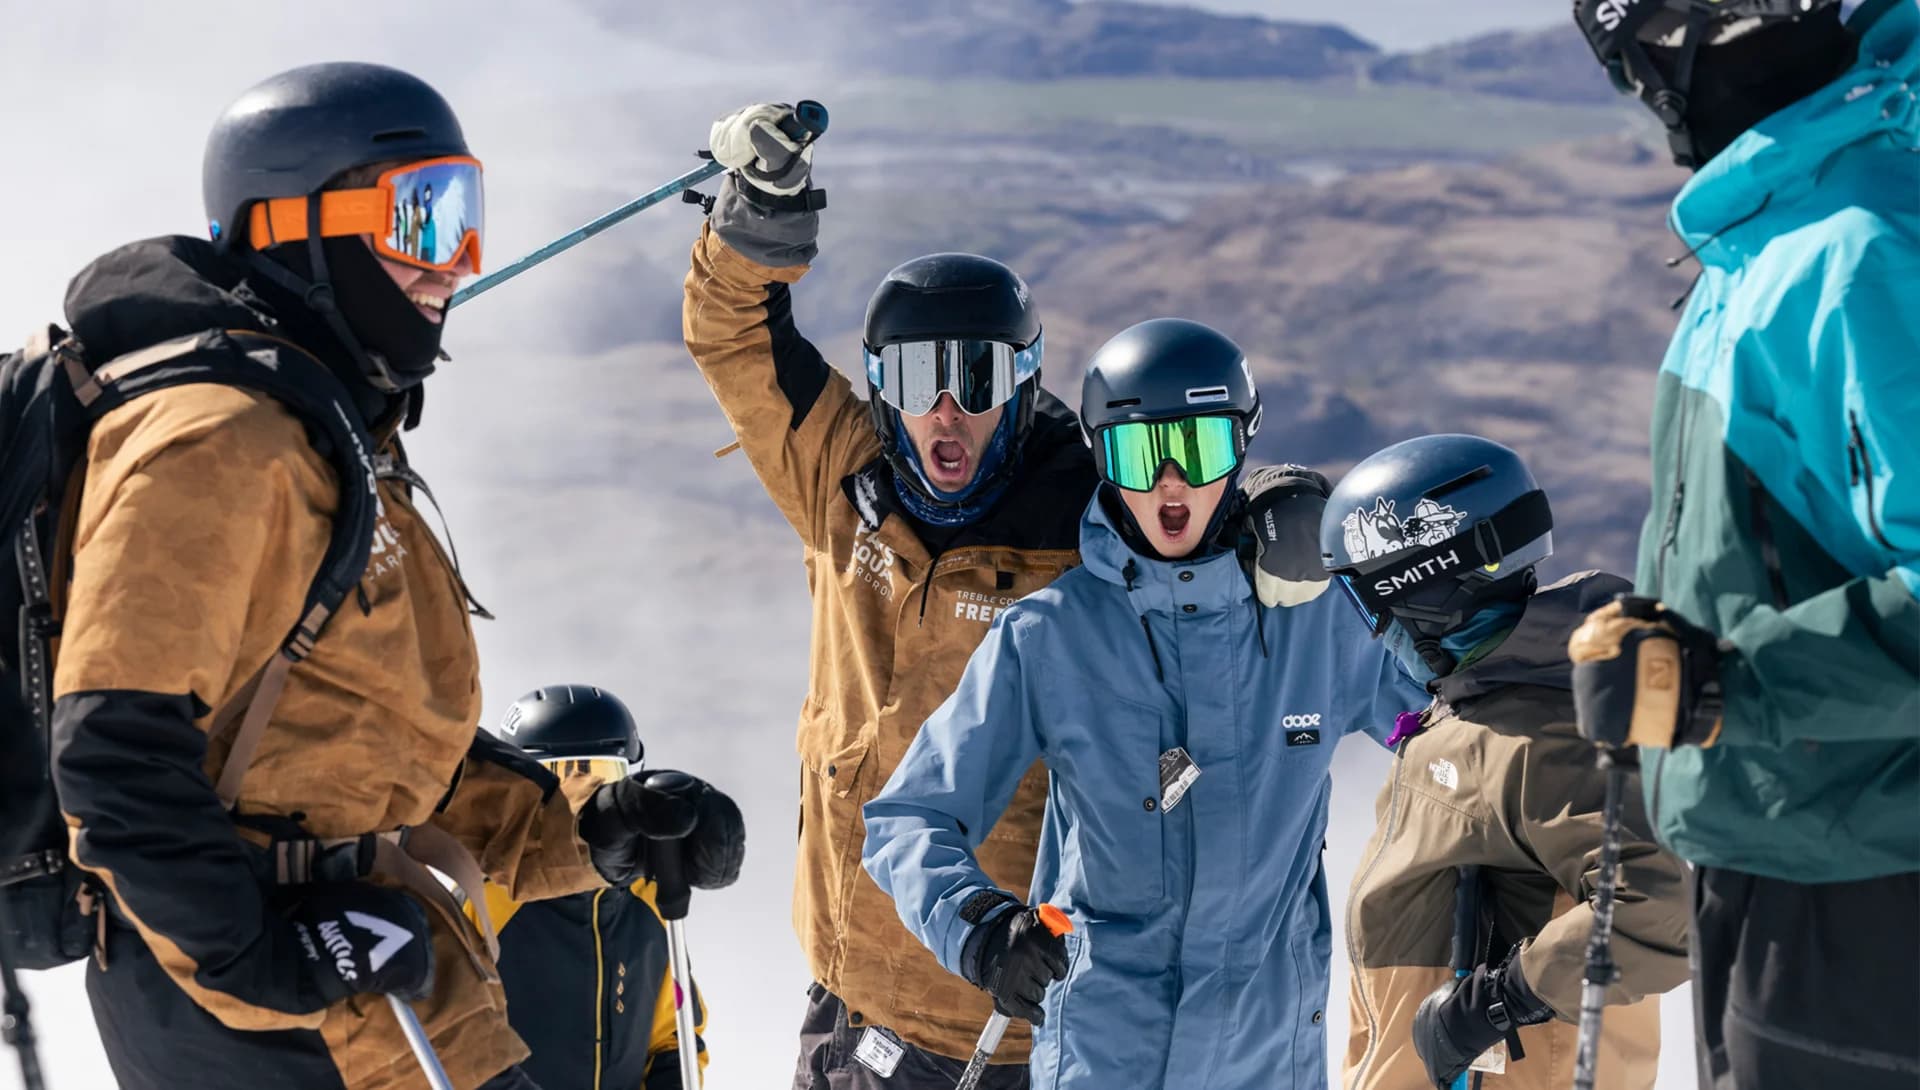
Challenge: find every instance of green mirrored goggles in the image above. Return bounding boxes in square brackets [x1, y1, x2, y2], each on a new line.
[1096, 415, 1243, 492]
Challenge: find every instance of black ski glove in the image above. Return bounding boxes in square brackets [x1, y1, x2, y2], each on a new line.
[961, 899, 1069, 1025]
[1412, 946, 1555, 1089]
[1239, 465, 1333, 608]
[1570, 594, 1727, 750]
[285, 882, 434, 1005]
[579, 771, 744, 889]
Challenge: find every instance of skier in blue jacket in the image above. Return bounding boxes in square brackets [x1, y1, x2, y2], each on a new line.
[1569, 1, 1918, 1087]
[862, 319, 1425, 1090]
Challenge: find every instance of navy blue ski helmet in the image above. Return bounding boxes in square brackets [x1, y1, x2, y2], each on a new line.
[1321, 434, 1552, 637]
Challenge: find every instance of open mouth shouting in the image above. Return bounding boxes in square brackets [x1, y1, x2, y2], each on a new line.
[1158, 501, 1192, 543]
[925, 437, 974, 489]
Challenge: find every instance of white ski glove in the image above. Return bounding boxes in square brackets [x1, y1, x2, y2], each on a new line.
[1241, 464, 1333, 608]
[709, 103, 814, 196]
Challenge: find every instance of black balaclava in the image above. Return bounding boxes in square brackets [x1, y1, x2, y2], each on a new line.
[248, 236, 442, 429]
[1643, 7, 1858, 167]
[256, 235, 444, 383]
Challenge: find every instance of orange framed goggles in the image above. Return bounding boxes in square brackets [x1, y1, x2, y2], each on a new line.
[248, 155, 484, 274]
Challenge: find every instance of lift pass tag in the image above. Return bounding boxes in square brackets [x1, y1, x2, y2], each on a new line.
[854, 1026, 904, 1077]
[1158, 747, 1201, 812]
[1469, 1040, 1509, 1075]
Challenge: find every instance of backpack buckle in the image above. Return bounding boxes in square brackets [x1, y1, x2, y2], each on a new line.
[0, 849, 67, 887]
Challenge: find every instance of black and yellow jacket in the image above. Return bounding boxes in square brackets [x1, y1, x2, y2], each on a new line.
[473, 879, 707, 1090]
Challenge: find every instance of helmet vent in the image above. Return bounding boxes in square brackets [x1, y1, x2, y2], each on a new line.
[1427, 465, 1493, 500]
[1106, 397, 1142, 409]
[1185, 385, 1231, 405]
[372, 127, 429, 143]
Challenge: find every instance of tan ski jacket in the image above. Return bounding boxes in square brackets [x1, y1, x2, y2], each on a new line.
[683, 224, 1095, 1060]
[1343, 572, 1691, 1090]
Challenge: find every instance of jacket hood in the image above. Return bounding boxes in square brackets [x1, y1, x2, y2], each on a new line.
[62, 235, 398, 427]
[1672, 0, 1919, 259]
[1433, 570, 1630, 703]
[1078, 491, 1251, 616]
[63, 236, 271, 359]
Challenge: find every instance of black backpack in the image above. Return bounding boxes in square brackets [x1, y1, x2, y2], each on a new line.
[0, 324, 377, 969]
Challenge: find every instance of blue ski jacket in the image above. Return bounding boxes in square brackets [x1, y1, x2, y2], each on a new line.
[863, 495, 1425, 1090]
[1633, 0, 1920, 882]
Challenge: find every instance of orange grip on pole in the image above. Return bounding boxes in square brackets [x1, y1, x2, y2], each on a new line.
[1038, 904, 1073, 937]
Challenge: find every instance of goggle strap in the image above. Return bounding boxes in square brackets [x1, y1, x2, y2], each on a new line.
[250, 189, 389, 250]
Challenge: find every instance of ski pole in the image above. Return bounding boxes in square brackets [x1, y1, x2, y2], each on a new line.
[955, 904, 1073, 1090]
[1448, 866, 1482, 1090]
[651, 833, 703, 1088]
[449, 99, 829, 309]
[1571, 748, 1633, 1090]
[0, 903, 45, 1090]
[388, 994, 456, 1090]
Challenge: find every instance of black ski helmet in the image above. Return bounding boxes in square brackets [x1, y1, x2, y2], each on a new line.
[1573, 0, 1852, 167]
[1320, 434, 1553, 675]
[862, 253, 1042, 513]
[1079, 317, 1262, 445]
[203, 62, 471, 392]
[497, 684, 643, 762]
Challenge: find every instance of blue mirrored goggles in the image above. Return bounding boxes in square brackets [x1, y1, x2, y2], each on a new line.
[864, 335, 1042, 417]
[1337, 574, 1390, 637]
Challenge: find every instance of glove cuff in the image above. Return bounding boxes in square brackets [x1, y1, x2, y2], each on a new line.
[958, 890, 1022, 988]
[1492, 953, 1556, 1030]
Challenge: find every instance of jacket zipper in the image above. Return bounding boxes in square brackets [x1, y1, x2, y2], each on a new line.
[1347, 726, 1416, 1082]
[1654, 394, 1694, 599]
[592, 888, 607, 1090]
[1849, 412, 1897, 550]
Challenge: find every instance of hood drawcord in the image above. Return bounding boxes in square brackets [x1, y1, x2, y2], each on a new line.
[1123, 559, 1166, 682]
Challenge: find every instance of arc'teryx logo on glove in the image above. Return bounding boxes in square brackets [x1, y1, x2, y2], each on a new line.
[314, 911, 419, 981]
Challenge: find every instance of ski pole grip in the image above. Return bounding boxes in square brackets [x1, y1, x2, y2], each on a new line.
[795, 100, 830, 139]
[651, 838, 692, 922]
[1037, 904, 1073, 937]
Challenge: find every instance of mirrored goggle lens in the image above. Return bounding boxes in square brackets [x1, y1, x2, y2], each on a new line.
[379, 157, 484, 272]
[1097, 416, 1241, 492]
[864, 336, 1042, 417]
[1337, 574, 1389, 637]
[538, 756, 632, 784]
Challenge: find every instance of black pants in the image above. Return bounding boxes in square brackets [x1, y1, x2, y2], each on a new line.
[87, 919, 543, 1090]
[792, 982, 1029, 1090]
[1693, 866, 1920, 1090]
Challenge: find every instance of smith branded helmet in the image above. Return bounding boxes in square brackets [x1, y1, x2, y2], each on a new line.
[1321, 435, 1552, 668]
[1573, 0, 1851, 166]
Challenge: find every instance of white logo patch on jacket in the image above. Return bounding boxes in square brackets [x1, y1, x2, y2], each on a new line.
[1429, 758, 1459, 791]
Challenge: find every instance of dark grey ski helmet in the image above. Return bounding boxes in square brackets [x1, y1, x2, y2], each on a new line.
[203, 62, 469, 251]
[1320, 434, 1552, 667]
[862, 252, 1043, 511]
[496, 684, 643, 762]
[1080, 317, 1262, 466]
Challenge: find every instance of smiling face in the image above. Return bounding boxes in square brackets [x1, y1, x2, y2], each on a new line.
[1119, 462, 1230, 559]
[365, 237, 471, 325]
[897, 391, 1006, 492]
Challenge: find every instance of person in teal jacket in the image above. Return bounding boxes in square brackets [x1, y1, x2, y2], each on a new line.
[861, 319, 1425, 1090]
[1569, 2, 1919, 1088]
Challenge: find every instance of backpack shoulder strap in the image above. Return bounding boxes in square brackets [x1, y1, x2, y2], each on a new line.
[64, 328, 380, 807]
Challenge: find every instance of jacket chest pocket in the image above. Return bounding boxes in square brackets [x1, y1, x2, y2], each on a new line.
[1048, 697, 1167, 917]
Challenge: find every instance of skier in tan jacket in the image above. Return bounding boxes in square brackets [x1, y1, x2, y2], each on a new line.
[683, 103, 1096, 1087]
[1320, 435, 1690, 1090]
